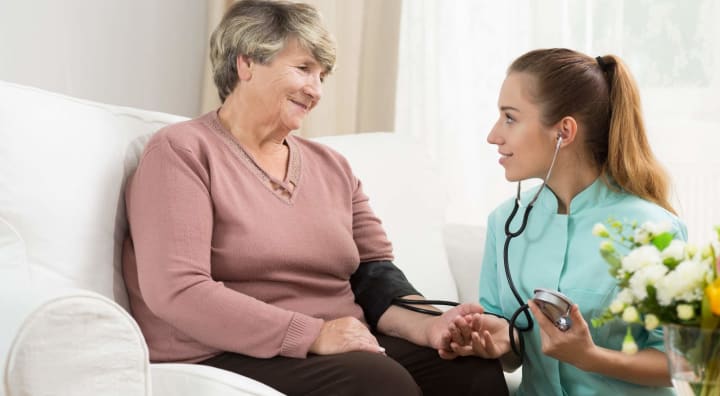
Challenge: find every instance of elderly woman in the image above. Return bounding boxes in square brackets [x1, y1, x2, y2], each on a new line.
[122, 1, 507, 395]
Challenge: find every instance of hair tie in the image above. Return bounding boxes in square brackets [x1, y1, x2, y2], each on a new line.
[596, 56, 607, 72]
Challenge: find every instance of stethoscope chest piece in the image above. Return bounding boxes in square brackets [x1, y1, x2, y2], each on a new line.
[533, 288, 573, 331]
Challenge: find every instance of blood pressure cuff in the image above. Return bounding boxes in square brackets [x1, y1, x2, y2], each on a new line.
[350, 260, 421, 330]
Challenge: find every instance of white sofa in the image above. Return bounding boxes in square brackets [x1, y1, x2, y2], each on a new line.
[0, 80, 519, 395]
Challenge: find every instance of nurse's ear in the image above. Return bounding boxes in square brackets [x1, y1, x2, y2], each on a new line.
[555, 116, 578, 148]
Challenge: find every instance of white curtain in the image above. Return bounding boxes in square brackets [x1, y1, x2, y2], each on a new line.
[396, 0, 720, 241]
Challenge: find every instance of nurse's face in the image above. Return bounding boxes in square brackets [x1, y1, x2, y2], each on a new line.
[487, 72, 559, 182]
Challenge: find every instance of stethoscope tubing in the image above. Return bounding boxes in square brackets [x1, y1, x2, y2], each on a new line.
[502, 136, 563, 357]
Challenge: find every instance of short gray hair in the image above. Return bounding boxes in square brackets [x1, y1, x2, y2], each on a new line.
[210, 0, 336, 102]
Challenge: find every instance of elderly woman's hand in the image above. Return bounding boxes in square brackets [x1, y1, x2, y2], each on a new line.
[309, 317, 385, 355]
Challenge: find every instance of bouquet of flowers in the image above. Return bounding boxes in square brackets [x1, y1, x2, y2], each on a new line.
[591, 219, 720, 395]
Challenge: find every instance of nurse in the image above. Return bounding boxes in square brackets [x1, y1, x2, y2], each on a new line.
[447, 48, 685, 395]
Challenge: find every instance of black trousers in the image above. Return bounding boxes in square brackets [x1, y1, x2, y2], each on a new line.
[199, 334, 509, 396]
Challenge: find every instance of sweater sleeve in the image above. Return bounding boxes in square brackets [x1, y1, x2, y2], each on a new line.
[126, 137, 323, 359]
[350, 177, 394, 262]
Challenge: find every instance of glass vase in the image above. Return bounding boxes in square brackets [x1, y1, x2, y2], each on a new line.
[664, 324, 720, 396]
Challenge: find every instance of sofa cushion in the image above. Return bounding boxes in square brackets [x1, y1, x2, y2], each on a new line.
[0, 81, 186, 309]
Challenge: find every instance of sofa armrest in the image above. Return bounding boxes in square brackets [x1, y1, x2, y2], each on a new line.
[443, 223, 486, 303]
[152, 363, 284, 396]
[1, 287, 151, 396]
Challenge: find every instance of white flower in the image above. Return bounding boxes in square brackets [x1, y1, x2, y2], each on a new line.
[656, 259, 712, 306]
[600, 240, 615, 253]
[634, 228, 651, 245]
[628, 264, 668, 300]
[676, 304, 695, 320]
[642, 221, 672, 236]
[609, 299, 625, 314]
[644, 314, 660, 330]
[622, 306, 640, 323]
[593, 223, 610, 237]
[660, 240, 686, 262]
[685, 243, 698, 259]
[621, 245, 662, 273]
[622, 339, 638, 354]
[622, 330, 639, 355]
[615, 289, 635, 304]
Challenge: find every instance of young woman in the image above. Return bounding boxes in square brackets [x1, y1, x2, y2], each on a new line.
[444, 48, 685, 395]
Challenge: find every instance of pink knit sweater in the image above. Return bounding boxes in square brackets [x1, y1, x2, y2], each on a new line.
[122, 111, 393, 363]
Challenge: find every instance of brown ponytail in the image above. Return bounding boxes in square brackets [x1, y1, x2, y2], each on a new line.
[509, 49, 675, 214]
[599, 55, 675, 214]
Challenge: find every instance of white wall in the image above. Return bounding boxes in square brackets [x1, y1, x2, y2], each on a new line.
[0, 0, 207, 117]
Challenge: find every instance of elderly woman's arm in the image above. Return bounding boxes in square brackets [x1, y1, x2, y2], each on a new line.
[347, 174, 487, 353]
[351, 261, 483, 351]
[376, 298, 487, 352]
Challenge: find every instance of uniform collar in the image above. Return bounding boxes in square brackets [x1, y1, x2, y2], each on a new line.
[534, 176, 621, 214]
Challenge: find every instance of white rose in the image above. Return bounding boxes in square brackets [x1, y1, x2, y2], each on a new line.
[622, 306, 640, 323]
[609, 299, 625, 314]
[661, 240, 685, 262]
[642, 221, 672, 236]
[622, 245, 662, 273]
[628, 264, 668, 300]
[656, 259, 711, 305]
[644, 314, 660, 330]
[677, 304, 695, 320]
[634, 228, 650, 245]
[593, 223, 610, 237]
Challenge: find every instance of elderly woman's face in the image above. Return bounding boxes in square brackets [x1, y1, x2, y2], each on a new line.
[245, 38, 325, 132]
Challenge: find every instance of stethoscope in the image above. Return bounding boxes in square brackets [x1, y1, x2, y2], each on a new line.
[503, 135, 563, 356]
[393, 135, 567, 357]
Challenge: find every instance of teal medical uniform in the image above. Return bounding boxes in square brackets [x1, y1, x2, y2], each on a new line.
[479, 178, 686, 396]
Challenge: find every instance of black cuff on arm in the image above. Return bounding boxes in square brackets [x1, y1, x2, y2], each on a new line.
[350, 260, 420, 330]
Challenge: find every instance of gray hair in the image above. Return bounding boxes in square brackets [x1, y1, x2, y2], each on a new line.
[209, 0, 336, 102]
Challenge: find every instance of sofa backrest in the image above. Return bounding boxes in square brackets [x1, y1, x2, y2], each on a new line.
[0, 81, 186, 309]
[314, 134, 457, 301]
[0, 80, 458, 312]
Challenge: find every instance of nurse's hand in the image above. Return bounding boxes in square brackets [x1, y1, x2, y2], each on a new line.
[528, 300, 596, 366]
[440, 313, 511, 359]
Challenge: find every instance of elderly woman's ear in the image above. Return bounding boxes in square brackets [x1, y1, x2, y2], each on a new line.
[236, 55, 253, 81]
